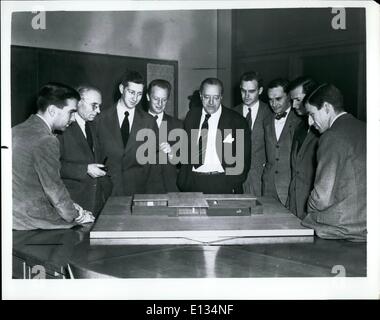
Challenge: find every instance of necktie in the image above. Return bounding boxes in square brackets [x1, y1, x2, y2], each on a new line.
[245, 107, 252, 130]
[120, 111, 130, 147]
[154, 115, 159, 126]
[195, 113, 211, 168]
[85, 121, 93, 152]
[275, 111, 287, 120]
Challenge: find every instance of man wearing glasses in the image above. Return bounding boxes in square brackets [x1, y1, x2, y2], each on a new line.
[58, 85, 112, 216]
[146, 79, 183, 192]
[177, 78, 251, 194]
[95, 70, 159, 196]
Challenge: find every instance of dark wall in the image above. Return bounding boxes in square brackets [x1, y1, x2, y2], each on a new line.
[11, 46, 178, 126]
[231, 8, 366, 121]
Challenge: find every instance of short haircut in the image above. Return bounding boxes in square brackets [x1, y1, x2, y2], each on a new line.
[36, 82, 80, 112]
[76, 84, 101, 99]
[305, 83, 344, 112]
[147, 79, 171, 97]
[120, 70, 144, 87]
[267, 78, 290, 93]
[199, 78, 224, 95]
[240, 71, 263, 88]
[288, 76, 318, 96]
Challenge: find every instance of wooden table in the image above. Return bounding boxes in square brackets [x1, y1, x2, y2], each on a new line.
[12, 197, 366, 279]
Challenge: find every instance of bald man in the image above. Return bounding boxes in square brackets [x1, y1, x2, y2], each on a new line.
[58, 85, 112, 216]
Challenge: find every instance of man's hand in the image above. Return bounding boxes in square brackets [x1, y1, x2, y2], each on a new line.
[74, 202, 95, 225]
[87, 163, 107, 178]
[159, 142, 173, 160]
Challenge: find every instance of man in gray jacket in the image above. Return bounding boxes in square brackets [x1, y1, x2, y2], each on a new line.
[302, 84, 366, 241]
[12, 83, 95, 230]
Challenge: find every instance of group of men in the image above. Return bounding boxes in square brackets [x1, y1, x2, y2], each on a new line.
[12, 69, 367, 241]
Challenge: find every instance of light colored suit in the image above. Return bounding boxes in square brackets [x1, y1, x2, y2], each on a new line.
[302, 114, 366, 241]
[96, 106, 159, 196]
[235, 101, 272, 196]
[12, 115, 77, 230]
[262, 109, 301, 205]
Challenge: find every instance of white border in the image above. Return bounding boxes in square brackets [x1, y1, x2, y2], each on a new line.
[2, 0, 380, 300]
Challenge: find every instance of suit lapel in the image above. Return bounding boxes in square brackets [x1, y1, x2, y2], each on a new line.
[107, 105, 124, 150]
[125, 107, 142, 155]
[71, 122, 94, 159]
[277, 110, 296, 143]
[298, 129, 317, 160]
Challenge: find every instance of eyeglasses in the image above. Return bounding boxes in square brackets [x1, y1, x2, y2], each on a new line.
[82, 100, 101, 111]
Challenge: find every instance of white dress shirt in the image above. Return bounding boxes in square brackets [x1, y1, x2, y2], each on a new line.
[74, 113, 87, 138]
[274, 107, 291, 141]
[243, 100, 260, 130]
[149, 111, 164, 128]
[117, 100, 135, 131]
[193, 106, 224, 173]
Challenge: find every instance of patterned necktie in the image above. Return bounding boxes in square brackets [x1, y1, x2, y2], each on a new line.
[275, 111, 287, 120]
[246, 107, 252, 130]
[195, 113, 211, 168]
[85, 121, 93, 152]
[120, 111, 130, 147]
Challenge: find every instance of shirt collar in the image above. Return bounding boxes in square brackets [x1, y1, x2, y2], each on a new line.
[275, 107, 291, 121]
[244, 100, 259, 110]
[149, 111, 163, 121]
[36, 114, 52, 133]
[202, 104, 222, 118]
[117, 99, 135, 117]
[330, 112, 347, 128]
[74, 112, 86, 129]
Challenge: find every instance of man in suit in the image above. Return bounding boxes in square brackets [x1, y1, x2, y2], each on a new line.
[146, 79, 183, 192]
[302, 84, 366, 241]
[96, 70, 159, 196]
[177, 78, 251, 194]
[286, 77, 320, 219]
[12, 83, 95, 230]
[58, 85, 112, 216]
[262, 78, 301, 206]
[234, 71, 272, 196]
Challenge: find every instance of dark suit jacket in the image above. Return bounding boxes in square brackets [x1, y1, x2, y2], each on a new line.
[287, 119, 319, 219]
[262, 109, 301, 205]
[154, 113, 184, 192]
[235, 101, 272, 196]
[58, 121, 112, 215]
[96, 105, 159, 196]
[12, 115, 77, 230]
[177, 106, 251, 193]
[302, 114, 366, 241]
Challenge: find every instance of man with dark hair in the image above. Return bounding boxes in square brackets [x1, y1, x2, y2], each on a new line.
[146, 79, 183, 192]
[58, 85, 112, 216]
[287, 77, 320, 219]
[177, 78, 251, 194]
[262, 78, 301, 206]
[96, 70, 159, 195]
[302, 84, 366, 241]
[13, 82, 95, 230]
[234, 71, 272, 196]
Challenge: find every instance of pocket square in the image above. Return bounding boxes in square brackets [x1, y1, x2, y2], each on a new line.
[223, 134, 234, 143]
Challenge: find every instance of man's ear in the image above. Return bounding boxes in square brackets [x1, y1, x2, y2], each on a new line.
[146, 93, 150, 102]
[258, 87, 263, 95]
[323, 102, 332, 114]
[47, 105, 56, 117]
[119, 84, 124, 95]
